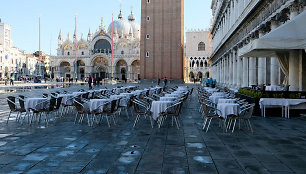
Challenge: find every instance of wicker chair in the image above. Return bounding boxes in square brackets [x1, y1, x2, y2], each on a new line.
[227, 103, 255, 133]
[201, 103, 225, 132]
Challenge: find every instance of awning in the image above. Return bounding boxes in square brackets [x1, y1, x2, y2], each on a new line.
[239, 10, 306, 57]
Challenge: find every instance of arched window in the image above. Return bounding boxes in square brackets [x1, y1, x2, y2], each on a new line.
[198, 42, 205, 51]
[67, 52, 70, 56]
[82, 51, 84, 55]
[121, 50, 124, 55]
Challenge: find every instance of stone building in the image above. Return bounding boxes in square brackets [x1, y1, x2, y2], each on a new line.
[140, 0, 184, 80]
[210, 0, 306, 91]
[0, 19, 26, 79]
[185, 29, 212, 82]
[52, 11, 140, 81]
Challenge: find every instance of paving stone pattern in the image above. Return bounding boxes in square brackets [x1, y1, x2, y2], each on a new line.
[0, 83, 306, 173]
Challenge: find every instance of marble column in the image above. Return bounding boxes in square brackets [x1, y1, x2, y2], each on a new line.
[289, 50, 300, 91]
[249, 57, 257, 86]
[229, 52, 233, 86]
[242, 57, 248, 87]
[257, 31, 266, 85]
[270, 20, 280, 85]
[232, 50, 237, 87]
[236, 50, 242, 87]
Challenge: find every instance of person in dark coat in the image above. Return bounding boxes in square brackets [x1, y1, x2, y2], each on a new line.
[88, 76, 92, 89]
[158, 78, 160, 86]
[164, 77, 167, 87]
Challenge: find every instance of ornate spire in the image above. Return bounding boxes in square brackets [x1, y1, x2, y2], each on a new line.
[67, 32, 71, 41]
[129, 26, 133, 37]
[58, 29, 62, 40]
[99, 17, 105, 30]
[87, 28, 92, 41]
[118, 10, 123, 19]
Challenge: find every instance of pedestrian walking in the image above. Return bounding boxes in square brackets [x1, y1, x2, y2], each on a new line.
[88, 76, 92, 89]
[4, 76, 7, 86]
[164, 77, 167, 87]
[158, 78, 160, 86]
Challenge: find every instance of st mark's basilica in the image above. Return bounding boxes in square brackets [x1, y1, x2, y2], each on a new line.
[51, 10, 140, 81]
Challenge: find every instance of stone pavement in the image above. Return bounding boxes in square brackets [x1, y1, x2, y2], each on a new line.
[0, 84, 306, 173]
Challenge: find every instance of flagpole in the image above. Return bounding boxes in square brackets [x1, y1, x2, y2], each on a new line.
[111, 13, 114, 82]
[74, 14, 77, 83]
[39, 14, 41, 76]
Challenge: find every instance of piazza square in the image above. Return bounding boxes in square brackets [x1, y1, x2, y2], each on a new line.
[0, 0, 306, 173]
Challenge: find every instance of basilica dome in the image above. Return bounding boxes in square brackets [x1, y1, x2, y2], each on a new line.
[108, 10, 131, 36]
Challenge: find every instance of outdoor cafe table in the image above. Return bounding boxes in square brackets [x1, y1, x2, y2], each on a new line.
[265, 85, 284, 91]
[150, 101, 175, 120]
[260, 98, 306, 118]
[217, 103, 240, 119]
[211, 92, 225, 96]
[57, 94, 74, 105]
[25, 98, 48, 112]
[206, 88, 219, 94]
[209, 96, 225, 104]
[72, 92, 87, 97]
[120, 93, 134, 99]
[218, 99, 236, 104]
[159, 97, 177, 101]
[164, 94, 181, 98]
[110, 95, 128, 107]
[89, 99, 111, 112]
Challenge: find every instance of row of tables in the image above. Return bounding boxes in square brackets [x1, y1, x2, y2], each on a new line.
[204, 87, 240, 119]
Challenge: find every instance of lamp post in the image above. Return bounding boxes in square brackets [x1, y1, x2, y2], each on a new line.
[74, 14, 77, 83]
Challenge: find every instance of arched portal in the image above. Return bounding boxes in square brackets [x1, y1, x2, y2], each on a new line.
[77, 60, 85, 80]
[92, 56, 108, 79]
[205, 71, 210, 78]
[116, 60, 127, 80]
[59, 61, 71, 78]
[93, 39, 112, 54]
[189, 72, 195, 81]
[131, 60, 140, 80]
[197, 72, 203, 80]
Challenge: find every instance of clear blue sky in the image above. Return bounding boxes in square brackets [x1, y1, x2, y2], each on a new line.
[0, 0, 212, 55]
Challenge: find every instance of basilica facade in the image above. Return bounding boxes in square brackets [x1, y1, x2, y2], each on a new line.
[52, 10, 140, 81]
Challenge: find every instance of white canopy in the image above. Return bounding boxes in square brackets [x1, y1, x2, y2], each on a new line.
[239, 10, 306, 57]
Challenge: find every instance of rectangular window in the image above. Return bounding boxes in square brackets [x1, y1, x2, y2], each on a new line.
[146, 16, 150, 21]
[146, 34, 150, 39]
[146, 51, 150, 58]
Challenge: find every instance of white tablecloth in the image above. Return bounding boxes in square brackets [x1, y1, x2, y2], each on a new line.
[217, 103, 240, 119]
[206, 88, 219, 94]
[89, 99, 111, 112]
[120, 93, 134, 99]
[110, 95, 128, 107]
[160, 97, 177, 101]
[164, 94, 180, 98]
[265, 85, 284, 91]
[57, 94, 74, 105]
[132, 90, 146, 97]
[25, 98, 48, 112]
[211, 92, 225, 97]
[177, 86, 188, 91]
[72, 92, 87, 97]
[260, 98, 306, 108]
[209, 96, 225, 104]
[150, 101, 175, 120]
[218, 99, 236, 104]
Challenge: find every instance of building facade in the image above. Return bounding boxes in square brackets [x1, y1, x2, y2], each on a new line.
[0, 19, 27, 79]
[52, 11, 140, 81]
[185, 29, 212, 82]
[140, 0, 184, 80]
[210, 0, 306, 91]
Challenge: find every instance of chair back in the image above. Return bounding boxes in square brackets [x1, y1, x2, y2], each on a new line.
[7, 96, 16, 111]
[82, 92, 89, 99]
[245, 104, 255, 119]
[18, 97, 25, 109]
[55, 97, 63, 109]
[43, 93, 48, 98]
[73, 99, 83, 113]
[110, 99, 118, 113]
[49, 98, 57, 111]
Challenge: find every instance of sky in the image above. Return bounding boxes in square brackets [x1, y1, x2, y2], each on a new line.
[0, 0, 212, 56]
